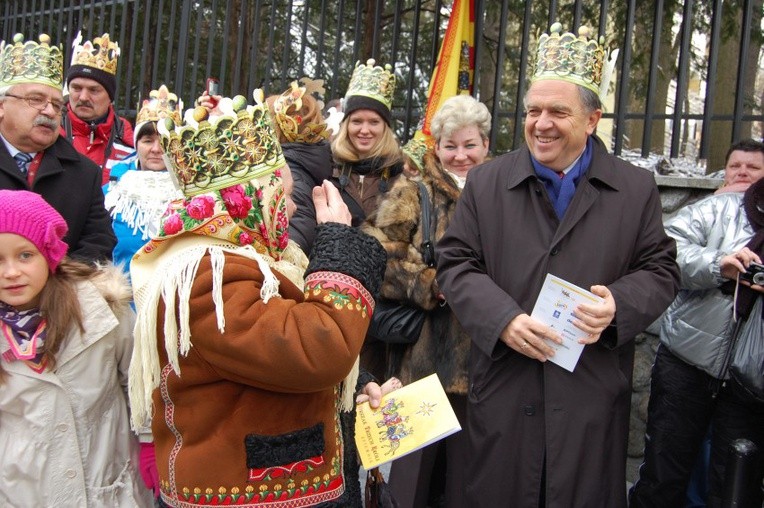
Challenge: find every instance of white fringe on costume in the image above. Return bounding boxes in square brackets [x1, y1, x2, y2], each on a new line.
[129, 243, 279, 429]
[104, 170, 182, 240]
[128, 241, 360, 430]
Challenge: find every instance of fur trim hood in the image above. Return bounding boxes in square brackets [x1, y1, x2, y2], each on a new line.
[88, 263, 133, 315]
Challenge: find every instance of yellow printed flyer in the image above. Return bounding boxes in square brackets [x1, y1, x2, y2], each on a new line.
[354, 373, 461, 469]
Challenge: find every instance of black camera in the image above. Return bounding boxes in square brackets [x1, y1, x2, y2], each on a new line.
[740, 262, 764, 285]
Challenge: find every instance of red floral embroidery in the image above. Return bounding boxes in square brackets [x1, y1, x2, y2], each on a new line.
[186, 195, 216, 220]
[238, 231, 253, 245]
[163, 213, 184, 235]
[220, 185, 253, 219]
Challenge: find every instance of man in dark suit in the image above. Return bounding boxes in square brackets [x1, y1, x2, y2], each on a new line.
[0, 33, 115, 262]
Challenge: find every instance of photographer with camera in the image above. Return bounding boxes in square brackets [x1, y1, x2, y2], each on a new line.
[631, 139, 764, 508]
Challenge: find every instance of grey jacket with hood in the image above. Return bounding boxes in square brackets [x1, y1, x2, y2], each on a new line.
[660, 191, 753, 378]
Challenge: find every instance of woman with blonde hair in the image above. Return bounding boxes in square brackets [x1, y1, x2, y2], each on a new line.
[330, 59, 403, 228]
[363, 94, 491, 507]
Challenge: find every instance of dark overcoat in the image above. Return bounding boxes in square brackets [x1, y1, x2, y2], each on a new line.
[0, 136, 116, 262]
[437, 141, 679, 507]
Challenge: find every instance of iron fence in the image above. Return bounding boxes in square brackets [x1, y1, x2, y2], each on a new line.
[2, 0, 762, 170]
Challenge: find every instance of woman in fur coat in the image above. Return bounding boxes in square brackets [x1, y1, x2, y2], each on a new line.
[362, 95, 491, 508]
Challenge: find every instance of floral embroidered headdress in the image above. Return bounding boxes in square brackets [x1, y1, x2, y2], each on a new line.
[129, 90, 315, 427]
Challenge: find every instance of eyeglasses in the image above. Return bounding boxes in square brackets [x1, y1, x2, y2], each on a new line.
[3, 93, 66, 115]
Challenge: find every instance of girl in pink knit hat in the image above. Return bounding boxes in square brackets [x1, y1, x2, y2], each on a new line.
[0, 189, 153, 506]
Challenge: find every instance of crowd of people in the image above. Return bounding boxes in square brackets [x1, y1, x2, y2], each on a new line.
[0, 21, 762, 508]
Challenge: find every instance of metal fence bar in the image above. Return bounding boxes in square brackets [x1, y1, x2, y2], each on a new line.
[371, 0, 383, 62]
[613, 0, 636, 155]
[489, 0, 510, 150]
[512, 0, 534, 149]
[232, 5, 245, 95]
[641, 0, 664, 157]
[123, 1, 139, 109]
[97, 0, 106, 34]
[316, 0, 327, 76]
[280, 0, 294, 91]
[114, 0, 129, 108]
[247, 1, 262, 93]
[402, 0, 423, 137]
[137, 0, 153, 99]
[150, 0, 164, 86]
[218, 0, 233, 92]
[330, 0, 345, 96]
[84, 2, 93, 37]
[108, 0, 117, 39]
[699, 0, 723, 160]
[548, 0, 558, 27]
[352, 1, 362, 66]
[472, 0, 483, 98]
[597, 0, 608, 35]
[298, 2, 310, 74]
[0, 1, 761, 160]
[189, 0, 204, 102]
[670, 0, 693, 157]
[30, 0, 38, 36]
[731, 0, 753, 145]
[174, 0, 191, 92]
[573, 0, 583, 31]
[263, 0, 277, 85]
[163, 0, 179, 85]
[204, 0, 217, 84]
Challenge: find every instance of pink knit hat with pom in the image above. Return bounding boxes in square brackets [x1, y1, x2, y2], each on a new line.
[0, 190, 68, 271]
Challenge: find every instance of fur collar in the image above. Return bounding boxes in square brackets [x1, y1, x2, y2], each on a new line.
[423, 152, 461, 203]
[88, 263, 133, 315]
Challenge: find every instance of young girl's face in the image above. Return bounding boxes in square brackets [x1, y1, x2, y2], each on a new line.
[0, 233, 50, 310]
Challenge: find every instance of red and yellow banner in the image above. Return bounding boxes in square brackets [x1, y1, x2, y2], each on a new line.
[416, 0, 475, 145]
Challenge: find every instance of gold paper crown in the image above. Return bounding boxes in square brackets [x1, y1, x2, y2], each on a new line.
[136, 85, 183, 125]
[70, 32, 119, 75]
[531, 22, 607, 96]
[0, 34, 64, 89]
[345, 59, 396, 111]
[272, 78, 330, 144]
[402, 137, 431, 173]
[158, 90, 286, 197]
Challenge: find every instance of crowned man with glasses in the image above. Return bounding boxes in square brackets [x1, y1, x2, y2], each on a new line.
[0, 33, 115, 262]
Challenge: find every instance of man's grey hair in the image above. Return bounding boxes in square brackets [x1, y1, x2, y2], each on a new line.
[522, 82, 603, 113]
[0, 85, 12, 100]
[578, 85, 602, 113]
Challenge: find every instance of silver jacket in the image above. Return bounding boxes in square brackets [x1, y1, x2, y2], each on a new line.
[660, 191, 753, 378]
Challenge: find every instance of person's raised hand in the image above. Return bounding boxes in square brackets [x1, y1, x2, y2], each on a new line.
[313, 180, 352, 226]
[195, 91, 223, 115]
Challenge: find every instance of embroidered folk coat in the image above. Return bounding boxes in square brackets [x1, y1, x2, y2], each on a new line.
[437, 142, 680, 507]
[150, 225, 386, 507]
[362, 152, 471, 395]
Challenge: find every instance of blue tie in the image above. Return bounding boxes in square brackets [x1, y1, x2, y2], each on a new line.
[13, 152, 33, 174]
